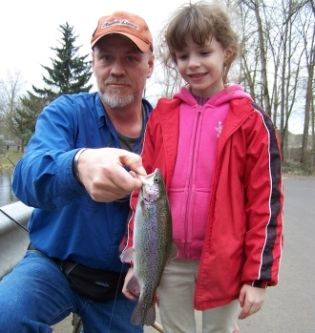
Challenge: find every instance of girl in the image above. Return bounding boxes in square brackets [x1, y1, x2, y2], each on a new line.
[123, 2, 283, 332]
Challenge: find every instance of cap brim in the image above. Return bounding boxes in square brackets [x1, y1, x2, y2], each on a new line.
[91, 32, 151, 52]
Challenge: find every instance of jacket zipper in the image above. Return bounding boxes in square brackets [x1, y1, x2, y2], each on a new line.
[183, 106, 202, 257]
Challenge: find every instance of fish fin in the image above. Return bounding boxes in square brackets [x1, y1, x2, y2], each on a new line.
[131, 301, 156, 326]
[120, 247, 134, 263]
[144, 303, 156, 326]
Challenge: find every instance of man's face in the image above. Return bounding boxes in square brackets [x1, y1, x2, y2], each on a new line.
[92, 35, 154, 109]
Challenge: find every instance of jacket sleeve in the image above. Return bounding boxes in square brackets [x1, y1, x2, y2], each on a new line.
[12, 96, 85, 210]
[241, 105, 284, 287]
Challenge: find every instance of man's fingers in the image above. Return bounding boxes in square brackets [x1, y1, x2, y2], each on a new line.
[111, 166, 143, 192]
[119, 152, 147, 176]
[78, 148, 147, 202]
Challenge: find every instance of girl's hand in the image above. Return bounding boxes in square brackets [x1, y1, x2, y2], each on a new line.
[238, 284, 266, 319]
[122, 267, 140, 300]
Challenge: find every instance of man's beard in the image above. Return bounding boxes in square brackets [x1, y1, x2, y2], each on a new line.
[100, 91, 134, 109]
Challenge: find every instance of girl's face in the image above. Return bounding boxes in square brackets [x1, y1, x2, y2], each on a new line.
[174, 37, 230, 97]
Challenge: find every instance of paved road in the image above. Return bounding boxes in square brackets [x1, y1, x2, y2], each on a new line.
[235, 176, 315, 333]
[54, 176, 315, 333]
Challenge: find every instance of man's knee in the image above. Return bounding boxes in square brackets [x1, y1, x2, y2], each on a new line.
[0, 298, 26, 331]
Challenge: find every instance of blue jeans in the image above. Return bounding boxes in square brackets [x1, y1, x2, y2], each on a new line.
[0, 250, 143, 333]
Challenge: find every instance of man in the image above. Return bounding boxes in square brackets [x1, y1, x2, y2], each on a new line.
[0, 11, 154, 333]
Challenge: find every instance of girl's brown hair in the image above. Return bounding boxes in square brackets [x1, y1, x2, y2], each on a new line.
[161, 1, 239, 82]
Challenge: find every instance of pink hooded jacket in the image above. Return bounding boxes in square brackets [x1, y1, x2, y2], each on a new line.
[169, 86, 253, 259]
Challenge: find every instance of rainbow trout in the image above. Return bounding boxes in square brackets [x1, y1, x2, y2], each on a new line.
[121, 168, 174, 326]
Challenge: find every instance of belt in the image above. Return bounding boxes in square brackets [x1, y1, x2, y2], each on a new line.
[27, 242, 66, 270]
[27, 243, 126, 278]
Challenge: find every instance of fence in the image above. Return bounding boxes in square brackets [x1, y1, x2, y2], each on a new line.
[0, 201, 33, 277]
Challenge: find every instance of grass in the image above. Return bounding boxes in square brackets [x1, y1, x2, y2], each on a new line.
[0, 150, 22, 170]
[282, 159, 315, 176]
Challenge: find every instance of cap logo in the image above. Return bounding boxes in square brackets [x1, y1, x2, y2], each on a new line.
[102, 19, 139, 31]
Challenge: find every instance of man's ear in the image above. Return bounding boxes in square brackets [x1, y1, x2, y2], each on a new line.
[147, 54, 155, 78]
[91, 51, 95, 67]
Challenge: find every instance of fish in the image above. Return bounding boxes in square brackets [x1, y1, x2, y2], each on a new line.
[121, 168, 175, 326]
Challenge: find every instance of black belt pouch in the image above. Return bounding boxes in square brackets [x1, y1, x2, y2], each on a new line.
[61, 262, 126, 302]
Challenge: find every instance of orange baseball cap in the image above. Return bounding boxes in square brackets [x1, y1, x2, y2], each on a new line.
[91, 11, 153, 52]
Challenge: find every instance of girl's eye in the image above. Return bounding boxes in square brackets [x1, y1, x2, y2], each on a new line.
[177, 54, 188, 61]
[200, 50, 211, 56]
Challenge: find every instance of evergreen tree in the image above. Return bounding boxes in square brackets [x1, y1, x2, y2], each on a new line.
[15, 22, 93, 149]
[33, 22, 92, 100]
[5, 93, 47, 152]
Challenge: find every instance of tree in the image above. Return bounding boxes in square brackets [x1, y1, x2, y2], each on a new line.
[32, 22, 92, 100]
[0, 71, 24, 144]
[14, 22, 93, 149]
[155, 0, 314, 171]
[1, 23, 93, 151]
[7, 93, 48, 152]
[230, 0, 313, 167]
[300, 1, 315, 166]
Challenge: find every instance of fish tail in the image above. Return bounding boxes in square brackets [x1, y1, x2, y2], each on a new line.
[131, 302, 156, 326]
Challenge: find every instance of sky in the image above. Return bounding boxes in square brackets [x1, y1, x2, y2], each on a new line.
[0, 0, 187, 94]
[0, 0, 304, 134]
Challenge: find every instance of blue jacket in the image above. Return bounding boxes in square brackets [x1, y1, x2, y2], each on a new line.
[13, 92, 152, 272]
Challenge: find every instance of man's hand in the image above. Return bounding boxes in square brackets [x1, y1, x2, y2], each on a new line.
[238, 284, 266, 319]
[75, 148, 147, 202]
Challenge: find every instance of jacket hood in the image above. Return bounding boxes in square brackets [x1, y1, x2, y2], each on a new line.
[174, 84, 252, 107]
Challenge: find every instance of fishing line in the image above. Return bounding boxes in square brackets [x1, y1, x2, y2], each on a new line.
[108, 263, 127, 332]
[0, 205, 165, 331]
[0, 208, 29, 233]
